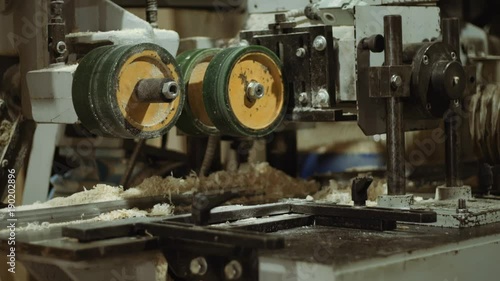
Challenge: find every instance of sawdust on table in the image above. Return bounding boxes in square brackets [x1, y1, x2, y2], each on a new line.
[14, 163, 319, 211]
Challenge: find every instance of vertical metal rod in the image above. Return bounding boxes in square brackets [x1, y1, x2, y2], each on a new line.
[442, 18, 462, 187]
[384, 15, 406, 195]
[48, 0, 66, 63]
[146, 0, 159, 28]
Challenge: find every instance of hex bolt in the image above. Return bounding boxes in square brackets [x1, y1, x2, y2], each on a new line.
[246, 81, 265, 100]
[1, 159, 9, 168]
[224, 260, 243, 280]
[452, 76, 460, 86]
[313, 36, 327, 51]
[162, 81, 179, 100]
[390, 75, 403, 90]
[298, 92, 308, 105]
[190, 257, 208, 276]
[423, 55, 429, 65]
[296, 48, 306, 58]
[239, 40, 249, 47]
[451, 52, 457, 60]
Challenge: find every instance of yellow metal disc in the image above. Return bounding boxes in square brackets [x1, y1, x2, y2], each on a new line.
[227, 52, 285, 130]
[116, 50, 182, 133]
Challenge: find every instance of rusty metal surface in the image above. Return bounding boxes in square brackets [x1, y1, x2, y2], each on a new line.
[260, 221, 500, 266]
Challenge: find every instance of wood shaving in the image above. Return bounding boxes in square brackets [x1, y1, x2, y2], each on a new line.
[149, 203, 174, 216]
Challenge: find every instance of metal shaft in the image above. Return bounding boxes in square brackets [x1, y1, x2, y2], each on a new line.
[442, 18, 462, 187]
[384, 15, 406, 195]
[146, 0, 158, 28]
[135, 78, 179, 103]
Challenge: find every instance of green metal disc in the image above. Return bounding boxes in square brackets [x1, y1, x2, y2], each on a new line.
[72, 45, 117, 137]
[176, 48, 221, 136]
[203, 46, 287, 137]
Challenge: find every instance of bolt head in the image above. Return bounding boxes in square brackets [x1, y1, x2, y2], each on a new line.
[451, 52, 457, 60]
[313, 36, 327, 51]
[56, 41, 67, 54]
[390, 75, 403, 90]
[1, 159, 9, 168]
[247, 81, 265, 100]
[162, 81, 179, 100]
[296, 48, 306, 58]
[452, 76, 460, 86]
[423, 55, 429, 65]
[190, 257, 208, 276]
[224, 260, 242, 280]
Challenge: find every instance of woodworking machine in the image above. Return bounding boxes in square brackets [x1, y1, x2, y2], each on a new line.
[1, 0, 500, 281]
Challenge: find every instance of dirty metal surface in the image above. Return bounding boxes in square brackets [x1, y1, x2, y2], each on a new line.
[260, 222, 500, 266]
[412, 198, 500, 228]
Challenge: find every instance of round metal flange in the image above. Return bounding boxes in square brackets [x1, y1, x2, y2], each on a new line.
[176, 48, 222, 136]
[411, 42, 466, 118]
[73, 43, 185, 139]
[203, 46, 287, 137]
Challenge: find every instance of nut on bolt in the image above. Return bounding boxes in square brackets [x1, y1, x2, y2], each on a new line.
[190, 257, 208, 276]
[246, 81, 265, 100]
[162, 81, 179, 100]
[224, 260, 243, 280]
[313, 36, 327, 51]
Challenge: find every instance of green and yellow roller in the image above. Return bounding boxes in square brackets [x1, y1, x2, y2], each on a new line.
[72, 43, 185, 139]
[177, 45, 288, 138]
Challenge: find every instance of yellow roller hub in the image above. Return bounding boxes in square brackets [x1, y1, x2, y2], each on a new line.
[227, 53, 285, 130]
[116, 50, 181, 132]
[203, 46, 287, 137]
[72, 43, 185, 139]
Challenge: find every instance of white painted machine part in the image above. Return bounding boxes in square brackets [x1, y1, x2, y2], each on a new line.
[27, 64, 78, 124]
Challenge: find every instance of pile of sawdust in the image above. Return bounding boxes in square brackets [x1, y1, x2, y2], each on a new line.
[13, 163, 318, 211]
[8, 205, 174, 233]
[17, 184, 124, 211]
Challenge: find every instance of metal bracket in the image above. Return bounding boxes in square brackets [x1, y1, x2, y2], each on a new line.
[368, 65, 412, 98]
